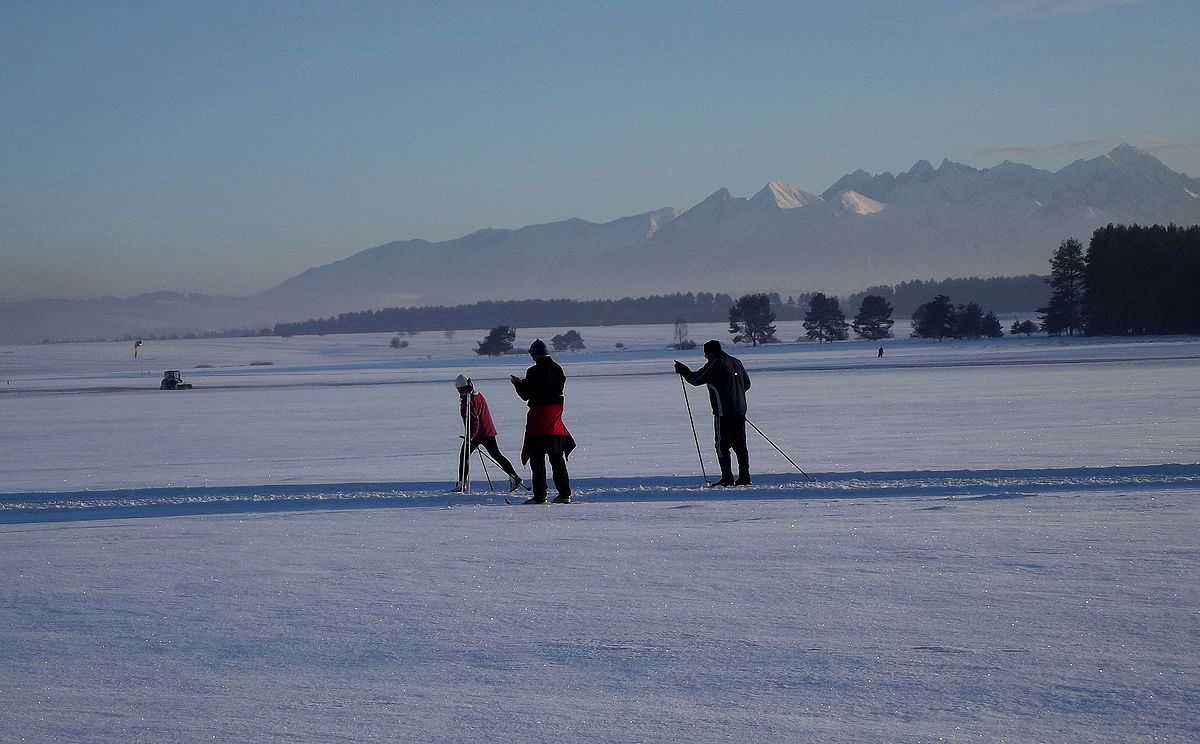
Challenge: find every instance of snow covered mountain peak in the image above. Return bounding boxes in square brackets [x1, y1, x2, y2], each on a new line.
[750, 181, 820, 209]
[834, 190, 887, 215]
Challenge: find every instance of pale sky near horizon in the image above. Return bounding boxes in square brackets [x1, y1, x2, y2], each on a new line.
[2, 0, 1198, 302]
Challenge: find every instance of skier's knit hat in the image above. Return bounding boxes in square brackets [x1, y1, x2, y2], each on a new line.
[703, 339, 722, 355]
[454, 374, 471, 390]
[528, 339, 548, 357]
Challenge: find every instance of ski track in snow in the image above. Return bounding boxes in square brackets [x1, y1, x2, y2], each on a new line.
[3, 464, 1197, 524]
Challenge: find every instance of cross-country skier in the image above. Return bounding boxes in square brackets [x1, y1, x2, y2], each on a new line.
[674, 339, 752, 486]
[510, 339, 575, 504]
[455, 375, 524, 493]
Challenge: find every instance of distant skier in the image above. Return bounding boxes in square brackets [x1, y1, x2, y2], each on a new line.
[454, 375, 524, 493]
[674, 339, 752, 486]
[877, 345, 884, 358]
[510, 339, 575, 504]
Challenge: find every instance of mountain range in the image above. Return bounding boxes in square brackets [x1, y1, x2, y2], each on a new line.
[4, 144, 1198, 344]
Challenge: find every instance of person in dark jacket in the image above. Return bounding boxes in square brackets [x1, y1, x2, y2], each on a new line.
[674, 339, 752, 486]
[510, 339, 576, 504]
[454, 375, 524, 493]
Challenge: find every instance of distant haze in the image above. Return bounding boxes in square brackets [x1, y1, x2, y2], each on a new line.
[1, 1, 1198, 302]
[2, 143, 1198, 344]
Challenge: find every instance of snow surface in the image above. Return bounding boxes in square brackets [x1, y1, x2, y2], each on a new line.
[1, 325, 1198, 742]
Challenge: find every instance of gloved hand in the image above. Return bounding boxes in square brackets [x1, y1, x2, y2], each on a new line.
[673, 360, 689, 376]
[509, 375, 520, 385]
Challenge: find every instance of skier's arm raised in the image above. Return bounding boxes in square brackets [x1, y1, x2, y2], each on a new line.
[676, 357, 717, 386]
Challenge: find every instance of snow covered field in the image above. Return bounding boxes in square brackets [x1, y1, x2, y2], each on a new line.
[2, 325, 1198, 742]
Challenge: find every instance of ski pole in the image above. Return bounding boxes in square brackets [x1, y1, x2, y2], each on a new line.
[476, 447, 505, 473]
[679, 373, 711, 485]
[477, 449, 494, 491]
[745, 418, 814, 482]
[463, 392, 472, 494]
[477, 447, 529, 491]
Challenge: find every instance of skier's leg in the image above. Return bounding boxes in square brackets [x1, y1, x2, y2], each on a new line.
[730, 416, 751, 484]
[458, 440, 471, 483]
[548, 452, 571, 499]
[714, 416, 734, 483]
[529, 449, 549, 501]
[481, 437, 518, 478]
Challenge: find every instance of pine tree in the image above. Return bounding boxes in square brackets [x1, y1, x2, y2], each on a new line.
[952, 302, 985, 338]
[1009, 319, 1037, 336]
[802, 293, 850, 343]
[1038, 238, 1086, 336]
[551, 330, 585, 351]
[728, 294, 778, 346]
[982, 311, 1004, 338]
[474, 325, 516, 356]
[851, 295, 895, 340]
[911, 295, 956, 340]
[1084, 224, 1200, 335]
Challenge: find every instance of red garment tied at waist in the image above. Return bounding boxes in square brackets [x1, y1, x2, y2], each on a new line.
[521, 403, 575, 464]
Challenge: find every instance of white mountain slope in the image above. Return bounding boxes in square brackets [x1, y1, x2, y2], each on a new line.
[834, 190, 886, 215]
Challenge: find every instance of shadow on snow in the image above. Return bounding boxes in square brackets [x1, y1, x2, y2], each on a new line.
[1, 464, 1197, 525]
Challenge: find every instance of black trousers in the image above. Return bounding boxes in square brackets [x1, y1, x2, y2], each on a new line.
[459, 436, 518, 482]
[526, 437, 571, 499]
[714, 415, 749, 480]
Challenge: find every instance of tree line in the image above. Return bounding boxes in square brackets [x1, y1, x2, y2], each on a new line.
[785, 275, 1048, 319]
[273, 293, 738, 337]
[724, 291, 1004, 345]
[270, 276, 1048, 338]
[1074, 224, 1199, 335]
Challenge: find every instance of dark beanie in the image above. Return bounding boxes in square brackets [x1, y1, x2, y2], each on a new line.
[703, 339, 722, 355]
[529, 338, 548, 356]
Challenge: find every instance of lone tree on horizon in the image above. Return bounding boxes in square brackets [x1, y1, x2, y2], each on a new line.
[672, 316, 696, 350]
[1039, 237, 1086, 336]
[728, 293, 778, 346]
[551, 329, 586, 351]
[851, 294, 894, 340]
[475, 325, 516, 356]
[803, 293, 850, 343]
[1010, 319, 1037, 336]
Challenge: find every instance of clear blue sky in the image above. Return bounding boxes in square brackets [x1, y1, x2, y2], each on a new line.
[2, 0, 1198, 301]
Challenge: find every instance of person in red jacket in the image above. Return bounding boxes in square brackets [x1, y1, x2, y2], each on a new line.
[455, 375, 524, 493]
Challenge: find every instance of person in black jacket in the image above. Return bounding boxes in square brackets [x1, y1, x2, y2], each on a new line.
[674, 339, 752, 486]
[511, 339, 576, 504]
